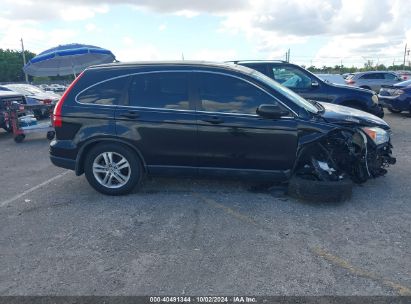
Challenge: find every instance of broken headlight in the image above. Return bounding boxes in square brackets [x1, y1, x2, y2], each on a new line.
[362, 127, 390, 145]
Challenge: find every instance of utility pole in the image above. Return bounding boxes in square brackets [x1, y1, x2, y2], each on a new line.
[21, 38, 29, 83]
[403, 43, 407, 69]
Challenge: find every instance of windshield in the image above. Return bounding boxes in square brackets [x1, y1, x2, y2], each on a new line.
[249, 70, 319, 114]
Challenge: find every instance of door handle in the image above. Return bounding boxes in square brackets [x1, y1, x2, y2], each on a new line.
[119, 111, 140, 119]
[202, 116, 224, 124]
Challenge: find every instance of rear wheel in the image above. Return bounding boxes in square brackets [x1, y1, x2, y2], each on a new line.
[84, 143, 142, 195]
[14, 134, 25, 143]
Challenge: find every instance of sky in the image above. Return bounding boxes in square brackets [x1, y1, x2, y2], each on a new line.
[1, 0, 411, 68]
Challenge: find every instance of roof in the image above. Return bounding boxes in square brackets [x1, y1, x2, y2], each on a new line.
[91, 60, 239, 70]
[354, 70, 397, 75]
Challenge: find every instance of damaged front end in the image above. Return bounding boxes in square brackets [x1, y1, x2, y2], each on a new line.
[293, 127, 396, 183]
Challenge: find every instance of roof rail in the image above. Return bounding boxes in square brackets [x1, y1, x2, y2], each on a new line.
[227, 60, 288, 64]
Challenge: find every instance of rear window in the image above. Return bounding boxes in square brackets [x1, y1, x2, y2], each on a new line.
[76, 76, 129, 105]
[128, 72, 190, 110]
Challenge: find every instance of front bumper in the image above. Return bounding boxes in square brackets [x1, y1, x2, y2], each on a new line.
[378, 95, 410, 111]
[369, 104, 384, 118]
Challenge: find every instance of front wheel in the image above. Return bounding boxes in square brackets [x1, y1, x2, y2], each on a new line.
[387, 108, 402, 114]
[84, 144, 142, 195]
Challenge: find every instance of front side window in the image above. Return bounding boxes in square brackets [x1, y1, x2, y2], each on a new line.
[128, 72, 190, 110]
[77, 77, 128, 105]
[198, 73, 277, 115]
[384, 73, 397, 80]
[272, 66, 312, 89]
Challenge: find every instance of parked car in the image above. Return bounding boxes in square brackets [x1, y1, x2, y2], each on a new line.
[0, 90, 26, 132]
[49, 61, 395, 197]
[378, 79, 411, 114]
[342, 73, 354, 79]
[345, 71, 402, 92]
[38, 84, 51, 91]
[1, 84, 60, 118]
[48, 84, 66, 93]
[232, 60, 384, 118]
[395, 70, 411, 81]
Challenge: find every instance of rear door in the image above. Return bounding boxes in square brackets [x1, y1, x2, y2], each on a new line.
[115, 71, 198, 174]
[194, 71, 298, 178]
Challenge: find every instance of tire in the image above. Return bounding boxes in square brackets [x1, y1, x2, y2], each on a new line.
[14, 134, 25, 143]
[287, 176, 353, 203]
[84, 143, 142, 195]
[387, 108, 402, 114]
[46, 131, 55, 140]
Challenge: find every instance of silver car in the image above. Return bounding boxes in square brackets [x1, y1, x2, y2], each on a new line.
[345, 71, 402, 92]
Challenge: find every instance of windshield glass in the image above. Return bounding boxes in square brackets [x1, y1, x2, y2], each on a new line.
[249, 70, 318, 114]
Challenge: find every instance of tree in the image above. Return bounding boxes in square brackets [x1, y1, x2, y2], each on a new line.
[0, 49, 36, 82]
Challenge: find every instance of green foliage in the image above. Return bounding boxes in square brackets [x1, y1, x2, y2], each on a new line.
[0, 49, 74, 83]
[306, 63, 411, 74]
[31, 75, 74, 84]
[0, 49, 35, 82]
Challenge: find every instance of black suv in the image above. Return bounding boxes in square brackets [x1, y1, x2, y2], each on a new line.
[50, 61, 395, 195]
[233, 61, 384, 118]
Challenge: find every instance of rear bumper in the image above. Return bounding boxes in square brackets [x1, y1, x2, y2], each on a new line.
[49, 139, 78, 171]
[50, 155, 76, 170]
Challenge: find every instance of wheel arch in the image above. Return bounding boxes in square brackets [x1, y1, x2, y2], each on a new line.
[75, 138, 147, 176]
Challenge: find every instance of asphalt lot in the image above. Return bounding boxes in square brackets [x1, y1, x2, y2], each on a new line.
[0, 111, 410, 296]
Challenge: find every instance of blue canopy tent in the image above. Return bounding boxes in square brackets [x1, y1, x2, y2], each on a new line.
[23, 43, 116, 77]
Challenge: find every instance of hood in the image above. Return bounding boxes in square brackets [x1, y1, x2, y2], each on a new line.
[319, 102, 389, 129]
[328, 82, 374, 94]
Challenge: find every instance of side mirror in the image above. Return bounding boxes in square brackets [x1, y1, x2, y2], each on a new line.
[256, 104, 289, 119]
[311, 80, 320, 87]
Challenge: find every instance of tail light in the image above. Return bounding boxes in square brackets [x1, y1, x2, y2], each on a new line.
[346, 79, 355, 85]
[42, 99, 52, 104]
[52, 72, 84, 127]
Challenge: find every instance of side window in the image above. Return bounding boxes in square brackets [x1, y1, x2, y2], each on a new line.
[77, 77, 128, 105]
[198, 73, 277, 114]
[361, 73, 382, 80]
[128, 73, 190, 110]
[272, 66, 312, 89]
[384, 73, 397, 80]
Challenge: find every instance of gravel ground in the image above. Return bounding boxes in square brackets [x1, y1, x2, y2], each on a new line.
[0, 111, 410, 296]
